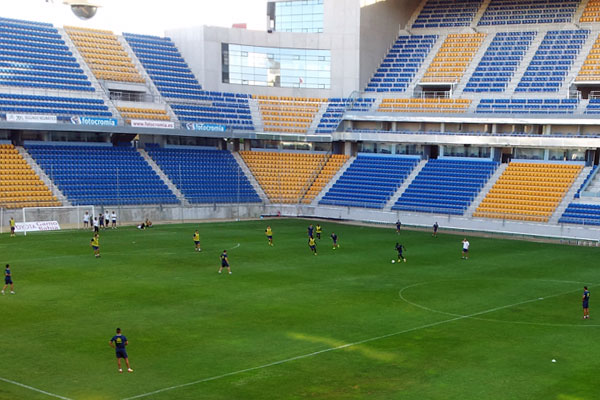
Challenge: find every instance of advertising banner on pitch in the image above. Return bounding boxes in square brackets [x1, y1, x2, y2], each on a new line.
[15, 221, 61, 233]
[184, 122, 227, 132]
[6, 114, 57, 124]
[130, 119, 175, 129]
[71, 116, 118, 127]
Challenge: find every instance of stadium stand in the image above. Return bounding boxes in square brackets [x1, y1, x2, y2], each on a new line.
[319, 155, 419, 209]
[0, 17, 94, 91]
[256, 96, 326, 134]
[464, 31, 536, 93]
[478, 0, 579, 26]
[421, 33, 486, 84]
[392, 158, 498, 215]
[65, 26, 145, 83]
[580, 0, 600, 23]
[474, 162, 582, 222]
[169, 93, 254, 131]
[240, 151, 328, 203]
[476, 98, 579, 114]
[123, 33, 202, 95]
[25, 143, 178, 205]
[0, 143, 60, 208]
[316, 98, 350, 133]
[559, 203, 600, 225]
[516, 29, 589, 93]
[123, 33, 253, 131]
[0, 93, 111, 119]
[348, 98, 376, 112]
[117, 106, 170, 121]
[301, 154, 350, 204]
[378, 98, 471, 113]
[577, 33, 600, 82]
[412, 0, 483, 29]
[146, 146, 260, 204]
[365, 35, 437, 93]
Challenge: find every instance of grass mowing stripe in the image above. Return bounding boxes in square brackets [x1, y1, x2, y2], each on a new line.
[0, 376, 73, 400]
[122, 290, 559, 400]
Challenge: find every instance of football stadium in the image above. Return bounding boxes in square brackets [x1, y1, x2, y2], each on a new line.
[1, 0, 600, 398]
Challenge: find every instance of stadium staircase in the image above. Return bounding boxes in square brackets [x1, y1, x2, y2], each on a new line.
[454, 32, 496, 95]
[563, 32, 597, 93]
[58, 28, 122, 123]
[383, 159, 427, 211]
[503, 31, 545, 95]
[549, 165, 592, 224]
[574, 0, 592, 23]
[16, 146, 71, 206]
[466, 162, 507, 217]
[231, 152, 270, 203]
[310, 155, 356, 206]
[137, 149, 187, 205]
[118, 36, 180, 123]
[580, 166, 600, 195]
[471, 0, 492, 26]
[308, 102, 329, 134]
[248, 98, 265, 132]
[413, 34, 446, 91]
[404, 0, 428, 30]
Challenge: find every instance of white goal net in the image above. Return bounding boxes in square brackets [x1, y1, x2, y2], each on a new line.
[22, 205, 96, 233]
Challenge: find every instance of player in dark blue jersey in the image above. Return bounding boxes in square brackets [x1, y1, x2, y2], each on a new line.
[583, 286, 590, 319]
[395, 243, 406, 263]
[396, 220, 401, 234]
[331, 232, 339, 249]
[307, 224, 314, 238]
[219, 250, 232, 274]
[109, 328, 133, 373]
[433, 222, 439, 237]
[2, 264, 14, 295]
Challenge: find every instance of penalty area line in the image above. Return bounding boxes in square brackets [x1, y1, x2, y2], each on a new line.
[0, 376, 73, 400]
[122, 294, 549, 400]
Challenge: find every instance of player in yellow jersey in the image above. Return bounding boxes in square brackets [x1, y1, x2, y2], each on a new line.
[193, 230, 201, 252]
[265, 226, 273, 246]
[9, 217, 15, 237]
[90, 233, 100, 258]
[315, 224, 322, 240]
[308, 236, 317, 255]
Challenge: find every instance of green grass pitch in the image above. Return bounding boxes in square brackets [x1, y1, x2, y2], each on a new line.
[1, 218, 599, 400]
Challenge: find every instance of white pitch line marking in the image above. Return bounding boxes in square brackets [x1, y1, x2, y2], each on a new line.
[0, 376, 73, 400]
[230, 243, 241, 250]
[122, 292, 558, 400]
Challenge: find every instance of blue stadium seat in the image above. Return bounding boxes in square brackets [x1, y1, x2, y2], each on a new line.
[319, 155, 419, 209]
[146, 146, 261, 204]
[25, 143, 178, 205]
[392, 158, 499, 215]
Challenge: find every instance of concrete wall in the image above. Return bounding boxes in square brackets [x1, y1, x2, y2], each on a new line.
[4, 204, 600, 242]
[358, 0, 422, 91]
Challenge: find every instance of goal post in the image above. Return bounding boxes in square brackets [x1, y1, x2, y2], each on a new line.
[22, 205, 95, 234]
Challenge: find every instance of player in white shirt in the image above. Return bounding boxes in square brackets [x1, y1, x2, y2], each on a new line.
[93, 217, 99, 233]
[462, 238, 470, 260]
[111, 211, 117, 229]
[83, 211, 90, 229]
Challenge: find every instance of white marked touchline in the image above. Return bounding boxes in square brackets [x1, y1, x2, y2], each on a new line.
[0, 376, 73, 400]
[122, 294, 551, 400]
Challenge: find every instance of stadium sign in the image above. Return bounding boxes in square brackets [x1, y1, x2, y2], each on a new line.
[185, 122, 227, 132]
[130, 119, 175, 129]
[6, 114, 57, 124]
[70, 116, 118, 126]
[15, 221, 61, 233]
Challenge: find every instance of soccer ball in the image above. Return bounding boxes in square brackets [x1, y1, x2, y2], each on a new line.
[391, 259, 396, 264]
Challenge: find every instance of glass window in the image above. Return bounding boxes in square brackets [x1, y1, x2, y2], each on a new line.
[273, 0, 324, 33]
[222, 43, 330, 89]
